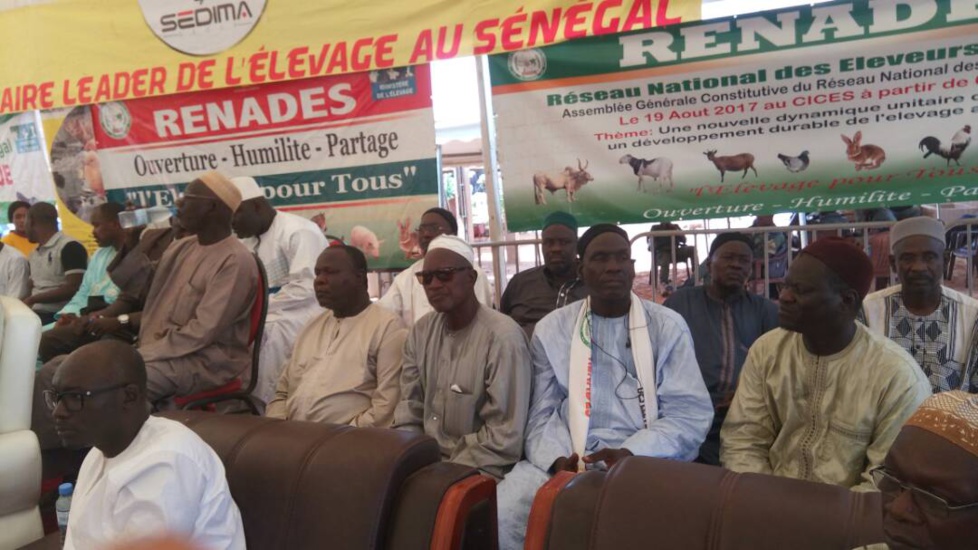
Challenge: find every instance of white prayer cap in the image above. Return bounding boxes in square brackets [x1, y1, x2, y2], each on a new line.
[427, 235, 475, 265]
[890, 216, 945, 252]
[230, 176, 264, 202]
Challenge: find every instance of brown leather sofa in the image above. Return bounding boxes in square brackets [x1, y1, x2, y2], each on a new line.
[526, 457, 886, 550]
[161, 411, 497, 550]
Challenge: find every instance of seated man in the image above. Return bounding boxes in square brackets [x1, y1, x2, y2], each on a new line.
[861, 216, 978, 393]
[33, 172, 257, 449]
[39, 202, 128, 362]
[1, 200, 37, 256]
[875, 391, 978, 549]
[266, 245, 407, 426]
[664, 232, 778, 465]
[750, 214, 787, 260]
[498, 224, 713, 550]
[750, 214, 789, 298]
[44, 341, 244, 549]
[24, 202, 87, 324]
[500, 211, 588, 337]
[393, 235, 531, 478]
[82, 215, 191, 342]
[649, 220, 693, 289]
[231, 176, 327, 405]
[136, 171, 257, 400]
[721, 237, 931, 490]
[379, 207, 493, 327]
[0, 239, 28, 298]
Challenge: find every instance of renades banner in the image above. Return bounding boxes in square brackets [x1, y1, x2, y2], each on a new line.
[490, 0, 978, 230]
[0, 0, 700, 114]
[89, 66, 438, 269]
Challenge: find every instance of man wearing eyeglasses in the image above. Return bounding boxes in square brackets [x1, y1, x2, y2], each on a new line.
[393, 234, 531, 479]
[873, 390, 978, 549]
[378, 207, 493, 327]
[45, 340, 244, 550]
[500, 211, 588, 338]
[33, 172, 258, 449]
[496, 224, 713, 550]
[132, 172, 258, 402]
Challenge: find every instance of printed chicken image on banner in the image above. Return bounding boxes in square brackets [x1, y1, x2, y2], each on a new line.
[91, 66, 438, 269]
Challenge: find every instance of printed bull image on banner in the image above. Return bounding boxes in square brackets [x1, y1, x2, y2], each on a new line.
[91, 66, 438, 269]
[490, 0, 978, 231]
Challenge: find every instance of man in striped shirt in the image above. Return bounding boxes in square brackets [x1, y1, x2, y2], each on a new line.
[664, 232, 778, 465]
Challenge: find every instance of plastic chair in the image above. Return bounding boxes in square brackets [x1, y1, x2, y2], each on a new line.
[175, 254, 268, 414]
[945, 230, 978, 281]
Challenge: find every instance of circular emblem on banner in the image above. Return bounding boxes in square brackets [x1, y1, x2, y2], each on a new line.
[99, 102, 132, 140]
[508, 49, 547, 81]
[138, 0, 267, 56]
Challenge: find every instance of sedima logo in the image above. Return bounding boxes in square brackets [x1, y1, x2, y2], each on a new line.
[138, 0, 267, 56]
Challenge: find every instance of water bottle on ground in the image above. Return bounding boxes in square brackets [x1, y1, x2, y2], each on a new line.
[56, 482, 73, 547]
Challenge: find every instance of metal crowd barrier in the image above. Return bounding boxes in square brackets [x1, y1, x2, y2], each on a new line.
[458, 218, 978, 304]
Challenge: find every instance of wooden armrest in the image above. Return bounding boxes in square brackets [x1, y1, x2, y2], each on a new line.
[431, 474, 498, 550]
[524, 471, 577, 550]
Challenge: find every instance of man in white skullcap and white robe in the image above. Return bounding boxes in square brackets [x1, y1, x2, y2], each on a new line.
[230, 176, 328, 404]
[392, 235, 531, 479]
[861, 216, 978, 393]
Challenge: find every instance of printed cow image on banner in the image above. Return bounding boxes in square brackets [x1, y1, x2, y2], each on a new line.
[91, 66, 438, 269]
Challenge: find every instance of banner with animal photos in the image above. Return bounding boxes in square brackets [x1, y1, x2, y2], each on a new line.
[489, 0, 978, 230]
[0, 111, 56, 225]
[91, 67, 437, 269]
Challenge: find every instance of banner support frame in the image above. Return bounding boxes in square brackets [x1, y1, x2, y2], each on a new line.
[477, 55, 507, 299]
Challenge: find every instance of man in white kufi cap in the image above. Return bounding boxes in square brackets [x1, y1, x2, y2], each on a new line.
[860, 215, 978, 392]
[378, 207, 494, 327]
[229, 176, 328, 405]
[393, 235, 531, 479]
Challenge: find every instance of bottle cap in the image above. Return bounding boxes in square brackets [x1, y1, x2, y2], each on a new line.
[58, 482, 74, 496]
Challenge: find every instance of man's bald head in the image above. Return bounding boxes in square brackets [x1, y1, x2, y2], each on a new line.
[59, 340, 147, 393]
[51, 341, 149, 455]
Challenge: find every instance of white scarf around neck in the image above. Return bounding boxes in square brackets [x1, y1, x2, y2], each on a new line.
[568, 293, 658, 470]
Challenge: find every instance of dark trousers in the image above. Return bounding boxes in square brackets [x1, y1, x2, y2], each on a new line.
[33, 310, 56, 325]
[38, 323, 135, 363]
